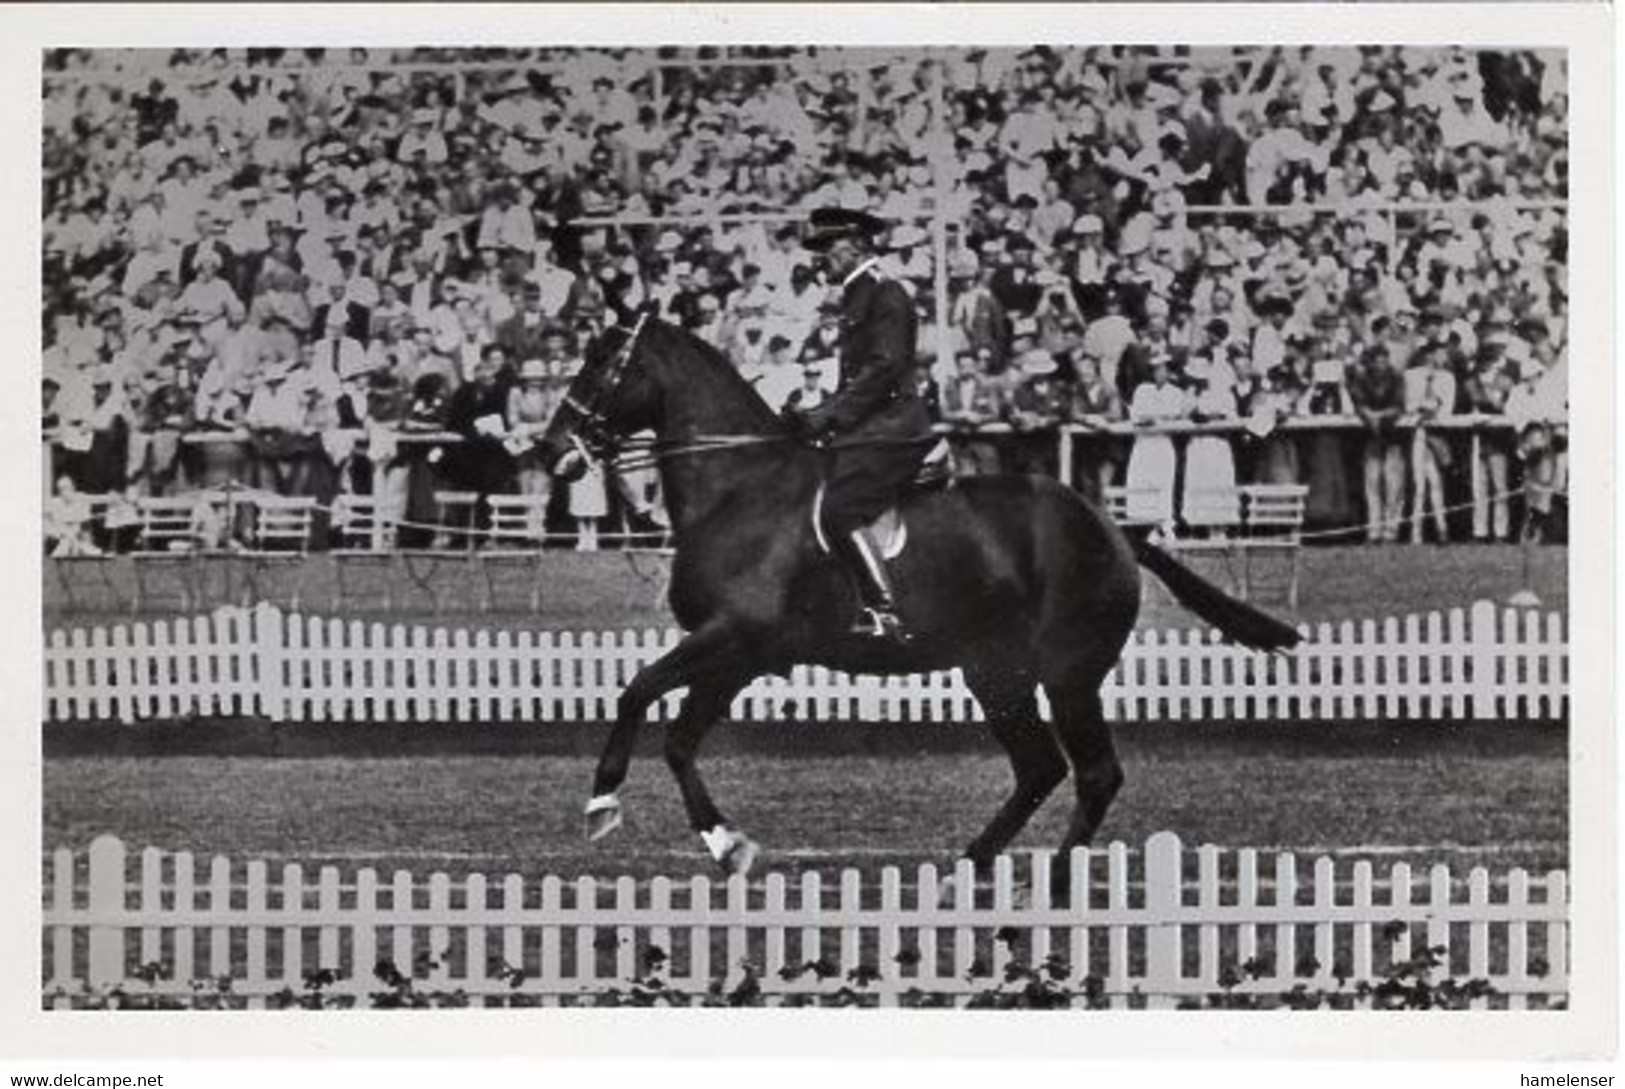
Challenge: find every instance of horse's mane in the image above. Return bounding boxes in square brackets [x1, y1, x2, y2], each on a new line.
[646, 318, 787, 435]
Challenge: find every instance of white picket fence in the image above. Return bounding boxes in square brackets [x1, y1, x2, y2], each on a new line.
[41, 832, 1568, 1009]
[43, 600, 1566, 726]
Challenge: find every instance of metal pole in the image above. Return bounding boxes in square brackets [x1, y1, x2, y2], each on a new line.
[1387, 207, 1399, 274]
[928, 52, 952, 382]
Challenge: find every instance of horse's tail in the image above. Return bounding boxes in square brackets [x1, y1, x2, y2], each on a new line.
[1130, 537, 1302, 650]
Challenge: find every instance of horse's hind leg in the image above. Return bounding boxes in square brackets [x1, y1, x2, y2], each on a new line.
[960, 665, 1069, 873]
[1044, 682, 1123, 892]
[664, 673, 758, 874]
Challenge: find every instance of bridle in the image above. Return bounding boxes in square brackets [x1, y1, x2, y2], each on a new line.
[553, 311, 828, 474]
[561, 310, 651, 458]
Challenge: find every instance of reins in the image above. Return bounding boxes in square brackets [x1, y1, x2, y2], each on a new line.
[569, 315, 931, 475]
[605, 433, 791, 474]
[606, 432, 938, 474]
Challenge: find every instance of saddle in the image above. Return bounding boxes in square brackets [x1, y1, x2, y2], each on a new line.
[812, 439, 954, 560]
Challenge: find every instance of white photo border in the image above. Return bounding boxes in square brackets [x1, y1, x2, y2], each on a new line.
[2, 2, 1614, 1062]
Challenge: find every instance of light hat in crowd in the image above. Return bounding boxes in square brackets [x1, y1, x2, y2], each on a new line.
[412, 107, 438, 125]
[1368, 91, 1396, 113]
[1145, 81, 1181, 109]
[889, 224, 929, 251]
[1117, 218, 1152, 257]
[1206, 249, 1236, 269]
[259, 357, 297, 383]
[237, 187, 261, 203]
[1020, 348, 1058, 377]
[655, 230, 684, 253]
[1075, 214, 1104, 235]
[519, 358, 552, 383]
[338, 352, 377, 382]
[1428, 216, 1455, 234]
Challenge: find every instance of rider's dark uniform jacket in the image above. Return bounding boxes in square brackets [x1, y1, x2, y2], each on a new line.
[802, 259, 935, 535]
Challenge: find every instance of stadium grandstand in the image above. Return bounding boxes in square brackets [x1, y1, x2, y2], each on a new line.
[42, 45, 1569, 559]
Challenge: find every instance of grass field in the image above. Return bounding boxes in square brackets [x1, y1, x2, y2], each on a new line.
[44, 724, 1566, 882]
[42, 544, 1569, 888]
[44, 542, 1566, 633]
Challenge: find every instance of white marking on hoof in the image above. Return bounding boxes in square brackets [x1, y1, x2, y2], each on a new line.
[584, 794, 623, 841]
[700, 825, 760, 875]
[700, 825, 734, 863]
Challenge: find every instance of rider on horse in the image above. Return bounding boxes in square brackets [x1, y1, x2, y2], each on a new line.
[783, 206, 937, 644]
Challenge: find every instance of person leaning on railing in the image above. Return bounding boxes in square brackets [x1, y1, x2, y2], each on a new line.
[1345, 339, 1408, 543]
[933, 347, 1006, 478]
[1063, 347, 1125, 506]
[1504, 330, 1566, 544]
[1462, 312, 1520, 542]
[243, 353, 317, 498]
[1002, 347, 1068, 478]
[1402, 336, 1458, 545]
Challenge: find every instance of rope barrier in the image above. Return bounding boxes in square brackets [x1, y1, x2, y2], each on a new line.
[1295, 487, 1533, 543]
[54, 474, 1551, 548]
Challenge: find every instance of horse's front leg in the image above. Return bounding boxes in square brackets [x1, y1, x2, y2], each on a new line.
[583, 622, 739, 841]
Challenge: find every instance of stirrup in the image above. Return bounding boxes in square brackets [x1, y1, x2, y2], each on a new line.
[851, 606, 910, 643]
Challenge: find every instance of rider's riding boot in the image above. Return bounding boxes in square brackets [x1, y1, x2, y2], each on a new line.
[836, 528, 910, 644]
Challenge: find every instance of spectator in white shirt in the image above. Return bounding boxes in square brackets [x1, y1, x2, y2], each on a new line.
[175, 250, 244, 341]
[396, 108, 449, 164]
[525, 237, 578, 318]
[224, 188, 271, 256]
[1403, 338, 1458, 544]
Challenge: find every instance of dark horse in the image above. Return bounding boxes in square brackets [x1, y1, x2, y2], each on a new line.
[538, 314, 1300, 880]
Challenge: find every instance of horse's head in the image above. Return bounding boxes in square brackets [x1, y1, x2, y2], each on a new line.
[538, 312, 662, 481]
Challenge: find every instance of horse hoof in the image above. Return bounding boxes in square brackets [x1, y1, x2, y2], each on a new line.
[702, 825, 760, 876]
[584, 795, 623, 841]
[723, 835, 760, 877]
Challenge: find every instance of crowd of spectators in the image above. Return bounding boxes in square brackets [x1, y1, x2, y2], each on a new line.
[42, 44, 1569, 555]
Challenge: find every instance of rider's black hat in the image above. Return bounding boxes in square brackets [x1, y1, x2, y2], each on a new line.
[803, 206, 889, 251]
